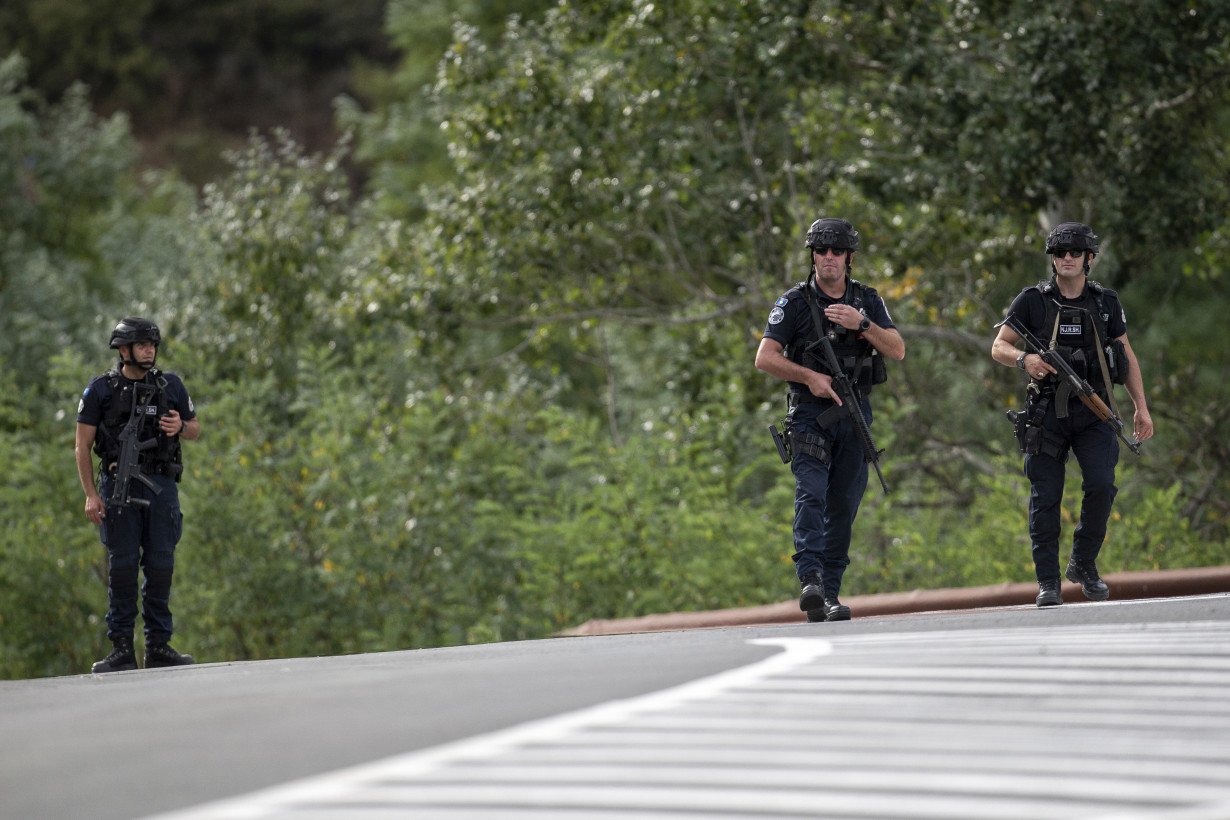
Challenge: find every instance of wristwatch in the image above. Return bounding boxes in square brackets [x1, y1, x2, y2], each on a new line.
[858, 317, 871, 332]
[1016, 352, 1027, 370]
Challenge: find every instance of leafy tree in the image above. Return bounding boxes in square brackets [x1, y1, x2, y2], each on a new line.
[344, 0, 555, 218]
[3, 1, 1230, 680]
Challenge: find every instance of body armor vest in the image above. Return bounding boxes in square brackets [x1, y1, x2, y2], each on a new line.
[789, 279, 886, 390]
[1036, 279, 1121, 389]
[93, 367, 182, 472]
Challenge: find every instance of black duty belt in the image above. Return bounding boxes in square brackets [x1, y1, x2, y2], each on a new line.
[104, 462, 177, 477]
[788, 393, 847, 430]
[788, 393, 831, 406]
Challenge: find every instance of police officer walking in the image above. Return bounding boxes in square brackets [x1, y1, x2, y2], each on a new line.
[755, 218, 905, 621]
[74, 317, 200, 672]
[992, 223, 1154, 607]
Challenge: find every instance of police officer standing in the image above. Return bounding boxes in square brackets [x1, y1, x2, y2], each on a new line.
[74, 317, 200, 672]
[755, 218, 905, 621]
[992, 223, 1154, 607]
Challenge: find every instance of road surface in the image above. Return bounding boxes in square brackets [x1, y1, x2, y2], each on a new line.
[2, 594, 1228, 818]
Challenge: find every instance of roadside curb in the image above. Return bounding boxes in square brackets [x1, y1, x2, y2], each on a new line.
[560, 565, 1230, 637]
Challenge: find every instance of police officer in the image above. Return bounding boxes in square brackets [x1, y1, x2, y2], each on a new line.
[755, 218, 906, 621]
[74, 317, 200, 672]
[992, 223, 1154, 607]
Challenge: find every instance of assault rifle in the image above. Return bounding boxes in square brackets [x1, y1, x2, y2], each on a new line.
[810, 333, 890, 494]
[1000, 313, 1141, 456]
[106, 382, 162, 510]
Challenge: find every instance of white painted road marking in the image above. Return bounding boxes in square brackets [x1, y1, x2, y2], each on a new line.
[154, 622, 1230, 819]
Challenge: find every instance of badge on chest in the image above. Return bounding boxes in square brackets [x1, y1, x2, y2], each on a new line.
[1057, 307, 1086, 343]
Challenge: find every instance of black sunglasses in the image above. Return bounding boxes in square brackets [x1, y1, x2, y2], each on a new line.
[1050, 248, 1086, 259]
[812, 246, 848, 257]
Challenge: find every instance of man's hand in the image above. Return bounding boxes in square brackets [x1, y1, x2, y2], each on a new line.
[160, 409, 183, 437]
[1134, 408, 1154, 442]
[85, 493, 105, 525]
[823, 304, 865, 331]
[1023, 352, 1057, 381]
[806, 371, 842, 405]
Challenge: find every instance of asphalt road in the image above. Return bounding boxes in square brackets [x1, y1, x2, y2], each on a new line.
[2, 594, 1228, 819]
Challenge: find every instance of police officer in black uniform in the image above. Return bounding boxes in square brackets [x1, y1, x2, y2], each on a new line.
[74, 317, 200, 672]
[992, 223, 1154, 607]
[755, 218, 905, 621]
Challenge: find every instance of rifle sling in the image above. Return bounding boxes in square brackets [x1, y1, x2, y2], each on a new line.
[1046, 299, 1119, 420]
[800, 280, 869, 395]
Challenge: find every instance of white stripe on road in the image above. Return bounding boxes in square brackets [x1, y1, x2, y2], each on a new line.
[152, 621, 1230, 819]
[151, 637, 831, 819]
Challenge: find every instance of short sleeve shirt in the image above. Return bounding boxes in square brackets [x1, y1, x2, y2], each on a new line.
[77, 370, 196, 429]
[1003, 281, 1127, 343]
[764, 279, 895, 349]
[763, 278, 896, 393]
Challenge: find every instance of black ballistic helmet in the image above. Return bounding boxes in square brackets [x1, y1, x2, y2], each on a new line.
[805, 218, 860, 252]
[1045, 222, 1100, 254]
[109, 316, 161, 349]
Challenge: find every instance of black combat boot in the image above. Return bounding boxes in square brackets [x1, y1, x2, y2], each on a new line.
[92, 636, 137, 673]
[1065, 558, 1110, 601]
[799, 572, 825, 614]
[1036, 578, 1062, 607]
[823, 596, 851, 622]
[145, 642, 196, 668]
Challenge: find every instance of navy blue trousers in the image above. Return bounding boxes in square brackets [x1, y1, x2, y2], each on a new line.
[789, 399, 871, 598]
[98, 472, 183, 642]
[1024, 399, 1119, 583]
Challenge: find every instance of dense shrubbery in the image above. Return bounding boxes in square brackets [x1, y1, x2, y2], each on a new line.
[2, 1, 1228, 678]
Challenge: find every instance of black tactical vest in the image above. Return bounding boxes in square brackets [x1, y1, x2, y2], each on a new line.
[93, 368, 181, 470]
[790, 278, 886, 390]
[1036, 279, 1115, 388]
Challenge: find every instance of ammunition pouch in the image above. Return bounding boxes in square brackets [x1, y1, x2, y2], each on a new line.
[775, 396, 837, 465]
[801, 348, 883, 392]
[1056, 346, 1088, 381]
[870, 351, 887, 386]
[791, 430, 833, 464]
[1105, 338, 1127, 385]
[787, 400, 836, 464]
[1006, 392, 1070, 462]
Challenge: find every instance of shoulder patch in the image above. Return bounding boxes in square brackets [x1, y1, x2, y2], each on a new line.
[775, 296, 788, 307]
[768, 307, 785, 325]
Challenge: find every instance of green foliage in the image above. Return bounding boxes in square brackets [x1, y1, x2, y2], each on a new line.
[174, 131, 355, 398]
[2, 2, 1230, 679]
[345, 0, 555, 217]
[0, 0, 395, 182]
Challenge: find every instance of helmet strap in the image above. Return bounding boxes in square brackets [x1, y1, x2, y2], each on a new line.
[807, 249, 854, 277]
[118, 344, 155, 376]
[1050, 255, 1091, 277]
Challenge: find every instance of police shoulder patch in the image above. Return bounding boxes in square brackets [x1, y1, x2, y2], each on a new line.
[768, 307, 785, 325]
